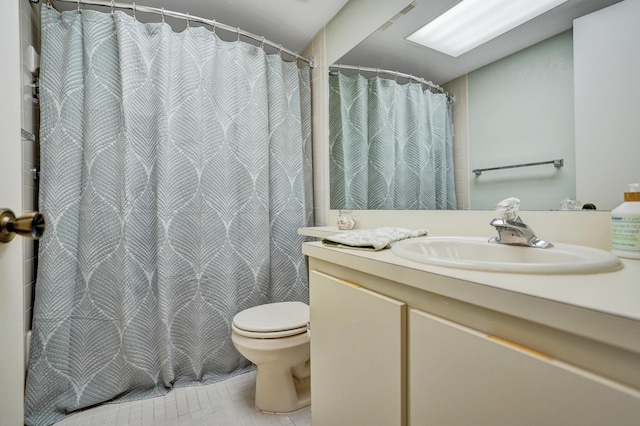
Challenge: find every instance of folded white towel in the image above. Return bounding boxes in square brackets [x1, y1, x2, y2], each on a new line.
[321, 227, 428, 251]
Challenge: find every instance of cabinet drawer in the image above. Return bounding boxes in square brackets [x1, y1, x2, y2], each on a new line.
[409, 309, 640, 426]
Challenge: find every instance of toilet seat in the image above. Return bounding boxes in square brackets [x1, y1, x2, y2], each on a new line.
[231, 323, 308, 339]
[232, 301, 309, 339]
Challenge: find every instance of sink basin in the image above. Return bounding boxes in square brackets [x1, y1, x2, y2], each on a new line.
[391, 236, 623, 274]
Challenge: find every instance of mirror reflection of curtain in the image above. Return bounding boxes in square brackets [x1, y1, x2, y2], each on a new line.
[329, 73, 456, 210]
[26, 7, 312, 425]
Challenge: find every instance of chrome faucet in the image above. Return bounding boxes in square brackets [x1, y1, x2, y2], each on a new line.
[489, 197, 553, 248]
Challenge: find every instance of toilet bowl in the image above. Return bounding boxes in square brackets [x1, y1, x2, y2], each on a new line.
[231, 301, 311, 413]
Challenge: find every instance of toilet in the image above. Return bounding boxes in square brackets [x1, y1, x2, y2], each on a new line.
[231, 301, 311, 413]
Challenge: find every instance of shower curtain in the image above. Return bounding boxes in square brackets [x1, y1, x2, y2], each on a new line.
[25, 8, 312, 426]
[329, 73, 456, 210]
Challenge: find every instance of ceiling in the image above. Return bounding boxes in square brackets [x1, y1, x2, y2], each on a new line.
[53, 0, 622, 84]
[337, 0, 622, 85]
[53, 0, 349, 54]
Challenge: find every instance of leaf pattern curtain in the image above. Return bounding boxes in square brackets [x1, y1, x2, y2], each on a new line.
[329, 73, 456, 210]
[25, 8, 312, 426]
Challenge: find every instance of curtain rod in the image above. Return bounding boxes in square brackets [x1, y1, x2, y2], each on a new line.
[44, 0, 315, 67]
[329, 63, 451, 100]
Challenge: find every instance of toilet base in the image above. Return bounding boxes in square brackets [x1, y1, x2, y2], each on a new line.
[230, 302, 311, 414]
[255, 360, 311, 413]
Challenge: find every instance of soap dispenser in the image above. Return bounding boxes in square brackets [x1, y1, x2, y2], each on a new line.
[611, 183, 640, 259]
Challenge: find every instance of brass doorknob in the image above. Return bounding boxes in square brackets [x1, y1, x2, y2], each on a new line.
[0, 209, 46, 243]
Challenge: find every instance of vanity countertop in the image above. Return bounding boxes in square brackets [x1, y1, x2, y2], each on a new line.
[302, 237, 640, 354]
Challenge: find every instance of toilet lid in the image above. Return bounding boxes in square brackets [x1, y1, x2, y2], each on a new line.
[232, 301, 309, 337]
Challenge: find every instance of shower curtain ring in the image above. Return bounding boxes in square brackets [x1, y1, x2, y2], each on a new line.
[76, 0, 81, 13]
[132, 2, 136, 20]
[161, 7, 165, 23]
[260, 36, 265, 49]
[278, 44, 283, 56]
[186, 13, 190, 28]
[237, 27, 241, 42]
[110, 0, 115, 15]
[376, 67, 380, 77]
[211, 19, 216, 33]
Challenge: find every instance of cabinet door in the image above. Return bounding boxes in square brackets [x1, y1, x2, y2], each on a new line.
[409, 309, 640, 426]
[310, 270, 406, 426]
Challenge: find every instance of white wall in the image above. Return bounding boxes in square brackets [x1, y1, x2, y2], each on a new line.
[303, 29, 330, 226]
[0, 0, 26, 424]
[574, 0, 640, 210]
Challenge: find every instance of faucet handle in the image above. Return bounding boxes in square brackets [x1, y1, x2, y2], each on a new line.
[495, 197, 521, 221]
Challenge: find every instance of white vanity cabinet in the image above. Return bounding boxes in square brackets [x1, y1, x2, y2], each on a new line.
[309, 270, 406, 426]
[409, 309, 640, 426]
[303, 243, 640, 426]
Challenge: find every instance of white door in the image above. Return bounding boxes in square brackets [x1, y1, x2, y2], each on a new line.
[0, 1, 26, 425]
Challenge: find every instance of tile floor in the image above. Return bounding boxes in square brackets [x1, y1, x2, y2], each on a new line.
[53, 371, 312, 426]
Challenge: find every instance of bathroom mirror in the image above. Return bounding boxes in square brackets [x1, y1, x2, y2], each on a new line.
[327, 0, 629, 211]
